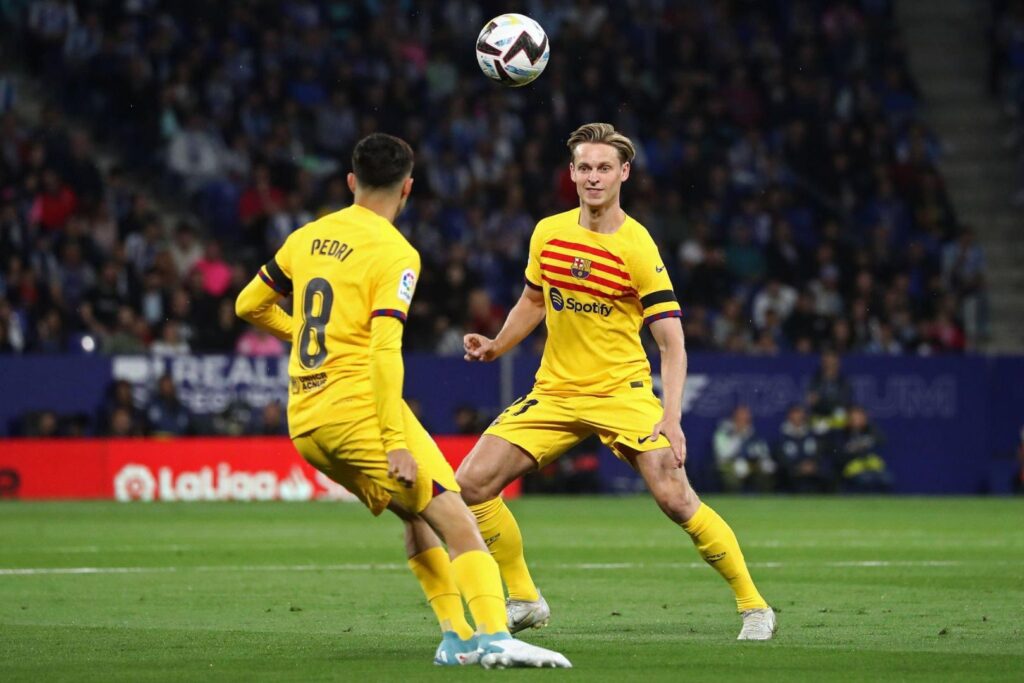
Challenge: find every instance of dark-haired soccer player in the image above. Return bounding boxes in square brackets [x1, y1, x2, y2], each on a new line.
[458, 123, 776, 640]
[235, 133, 571, 668]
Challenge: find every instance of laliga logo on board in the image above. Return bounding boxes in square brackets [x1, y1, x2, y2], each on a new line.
[112, 463, 320, 502]
[114, 464, 157, 501]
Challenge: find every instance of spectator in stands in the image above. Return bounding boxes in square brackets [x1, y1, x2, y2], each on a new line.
[167, 112, 224, 195]
[838, 406, 892, 493]
[30, 309, 65, 353]
[30, 168, 77, 232]
[712, 296, 752, 350]
[0, 0, 988, 359]
[108, 406, 144, 437]
[212, 396, 255, 437]
[192, 240, 232, 298]
[713, 404, 775, 493]
[928, 309, 966, 353]
[150, 320, 190, 356]
[98, 379, 145, 436]
[78, 260, 126, 337]
[454, 405, 487, 435]
[35, 410, 60, 437]
[16, 409, 60, 437]
[145, 373, 193, 437]
[61, 130, 103, 206]
[864, 321, 903, 355]
[237, 162, 283, 246]
[195, 298, 243, 353]
[55, 240, 94, 312]
[807, 350, 853, 432]
[0, 299, 23, 352]
[752, 278, 797, 331]
[267, 191, 313, 252]
[169, 222, 204, 278]
[250, 401, 288, 436]
[465, 288, 505, 338]
[99, 305, 146, 354]
[774, 405, 828, 493]
[124, 219, 164, 278]
[941, 227, 988, 345]
[433, 314, 466, 357]
[235, 326, 285, 357]
[783, 290, 827, 352]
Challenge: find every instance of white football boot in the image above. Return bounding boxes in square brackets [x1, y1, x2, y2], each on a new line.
[506, 590, 551, 634]
[737, 607, 777, 640]
[476, 633, 572, 669]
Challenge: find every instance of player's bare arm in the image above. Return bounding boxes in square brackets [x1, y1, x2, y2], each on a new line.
[649, 317, 687, 468]
[464, 284, 545, 362]
[235, 272, 295, 341]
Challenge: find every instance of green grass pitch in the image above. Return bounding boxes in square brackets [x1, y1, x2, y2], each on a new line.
[1, 496, 1022, 681]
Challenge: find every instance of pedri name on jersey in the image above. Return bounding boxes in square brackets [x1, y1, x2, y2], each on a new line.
[310, 238, 354, 262]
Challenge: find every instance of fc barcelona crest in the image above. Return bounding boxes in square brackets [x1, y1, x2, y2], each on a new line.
[570, 257, 592, 279]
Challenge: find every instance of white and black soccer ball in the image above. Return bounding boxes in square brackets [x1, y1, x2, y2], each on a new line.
[475, 13, 550, 87]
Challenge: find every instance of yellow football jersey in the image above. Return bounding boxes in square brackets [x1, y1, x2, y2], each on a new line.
[259, 204, 420, 437]
[524, 208, 681, 396]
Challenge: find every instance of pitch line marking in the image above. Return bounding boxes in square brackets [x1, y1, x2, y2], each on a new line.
[0, 560, 971, 576]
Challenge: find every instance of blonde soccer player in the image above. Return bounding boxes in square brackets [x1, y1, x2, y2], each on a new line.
[235, 133, 571, 668]
[457, 123, 777, 641]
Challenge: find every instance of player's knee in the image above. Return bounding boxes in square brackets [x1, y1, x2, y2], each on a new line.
[652, 486, 699, 524]
[455, 460, 501, 505]
[455, 472, 493, 506]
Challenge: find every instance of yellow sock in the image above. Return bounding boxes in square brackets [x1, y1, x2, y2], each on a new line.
[682, 503, 768, 612]
[469, 498, 539, 602]
[407, 547, 474, 639]
[450, 550, 508, 635]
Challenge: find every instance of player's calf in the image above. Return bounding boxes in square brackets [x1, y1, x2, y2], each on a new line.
[419, 491, 489, 556]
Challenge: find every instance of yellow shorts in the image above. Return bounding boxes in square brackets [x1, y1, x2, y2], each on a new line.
[292, 402, 459, 516]
[483, 388, 671, 468]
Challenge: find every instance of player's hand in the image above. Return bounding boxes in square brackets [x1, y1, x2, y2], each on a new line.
[650, 416, 686, 468]
[386, 449, 417, 488]
[464, 333, 499, 362]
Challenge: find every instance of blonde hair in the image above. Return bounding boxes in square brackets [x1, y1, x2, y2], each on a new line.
[566, 122, 636, 164]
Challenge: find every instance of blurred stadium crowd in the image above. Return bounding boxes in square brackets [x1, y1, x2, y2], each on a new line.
[991, 0, 1024, 203]
[0, 0, 990, 360]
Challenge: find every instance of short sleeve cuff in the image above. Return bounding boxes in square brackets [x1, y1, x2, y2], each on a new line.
[260, 258, 292, 295]
[371, 309, 407, 323]
[643, 309, 682, 326]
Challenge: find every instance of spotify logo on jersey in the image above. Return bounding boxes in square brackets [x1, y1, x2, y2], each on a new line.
[549, 287, 612, 317]
[550, 287, 565, 311]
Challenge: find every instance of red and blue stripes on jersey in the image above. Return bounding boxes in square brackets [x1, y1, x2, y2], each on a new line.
[371, 308, 407, 323]
[643, 309, 682, 326]
[259, 258, 292, 295]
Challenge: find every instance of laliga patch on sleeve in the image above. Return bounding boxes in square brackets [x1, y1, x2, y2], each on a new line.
[397, 269, 417, 304]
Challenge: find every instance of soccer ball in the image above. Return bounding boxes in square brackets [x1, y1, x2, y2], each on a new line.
[475, 13, 550, 87]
